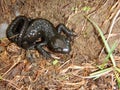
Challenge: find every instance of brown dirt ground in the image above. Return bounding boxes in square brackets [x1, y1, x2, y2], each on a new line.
[0, 0, 120, 90]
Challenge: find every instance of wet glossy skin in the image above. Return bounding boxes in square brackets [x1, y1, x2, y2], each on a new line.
[6, 16, 75, 58]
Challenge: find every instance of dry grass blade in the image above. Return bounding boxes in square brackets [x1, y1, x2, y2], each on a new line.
[2, 56, 22, 77]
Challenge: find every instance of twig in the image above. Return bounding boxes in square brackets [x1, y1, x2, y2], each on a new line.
[2, 78, 20, 90]
[2, 56, 22, 77]
[58, 59, 71, 70]
[107, 9, 120, 41]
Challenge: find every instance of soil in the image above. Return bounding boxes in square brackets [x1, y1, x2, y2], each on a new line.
[0, 0, 120, 90]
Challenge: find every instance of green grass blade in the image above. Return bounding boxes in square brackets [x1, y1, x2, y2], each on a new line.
[115, 67, 120, 73]
[104, 41, 118, 61]
[85, 16, 116, 67]
[0, 75, 3, 80]
[115, 72, 120, 88]
[88, 67, 113, 78]
[99, 41, 118, 69]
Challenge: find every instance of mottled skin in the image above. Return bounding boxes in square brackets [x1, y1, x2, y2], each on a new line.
[6, 16, 75, 58]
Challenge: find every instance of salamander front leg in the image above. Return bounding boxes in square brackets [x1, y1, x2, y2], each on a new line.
[56, 24, 76, 36]
[36, 42, 51, 59]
